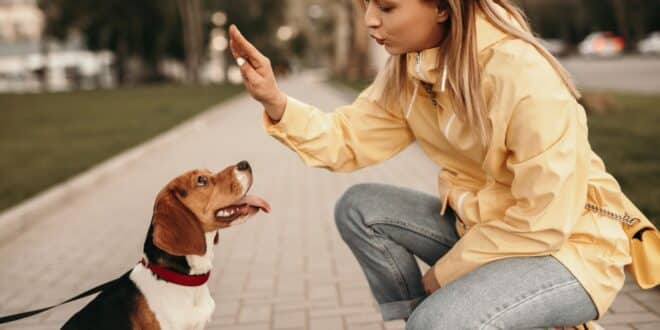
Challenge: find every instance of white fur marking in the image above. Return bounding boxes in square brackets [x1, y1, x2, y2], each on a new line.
[130, 263, 215, 330]
[186, 232, 216, 275]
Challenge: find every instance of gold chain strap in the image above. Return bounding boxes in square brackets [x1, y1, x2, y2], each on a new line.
[584, 203, 640, 226]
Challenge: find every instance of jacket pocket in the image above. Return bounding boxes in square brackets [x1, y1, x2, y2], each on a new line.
[476, 178, 515, 223]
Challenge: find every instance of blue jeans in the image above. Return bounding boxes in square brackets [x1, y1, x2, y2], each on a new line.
[335, 183, 598, 330]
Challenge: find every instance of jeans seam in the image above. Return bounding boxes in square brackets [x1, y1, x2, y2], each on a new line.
[366, 222, 413, 301]
[367, 216, 456, 248]
[478, 280, 580, 330]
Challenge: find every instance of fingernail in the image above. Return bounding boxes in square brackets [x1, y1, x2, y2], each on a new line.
[236, 57, 246, 67]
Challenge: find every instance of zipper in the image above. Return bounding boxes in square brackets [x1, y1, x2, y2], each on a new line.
[584, 203, 639, 226]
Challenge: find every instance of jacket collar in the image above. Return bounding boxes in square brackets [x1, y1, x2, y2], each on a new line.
[406, 6, 511, 85]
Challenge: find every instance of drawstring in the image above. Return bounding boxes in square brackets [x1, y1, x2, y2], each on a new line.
[440, 190, 450, 215]
[405, 81, 419, 119]
[440, 56, 448, 92]
[405, 51, 449, 119]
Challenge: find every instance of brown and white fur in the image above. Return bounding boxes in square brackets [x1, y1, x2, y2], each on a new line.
[62, 161, 269, 330]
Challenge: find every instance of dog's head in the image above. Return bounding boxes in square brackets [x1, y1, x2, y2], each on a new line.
[150, 161, 270, 256]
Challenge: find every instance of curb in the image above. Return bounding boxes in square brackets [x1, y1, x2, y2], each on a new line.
[0, 94, 244, 245]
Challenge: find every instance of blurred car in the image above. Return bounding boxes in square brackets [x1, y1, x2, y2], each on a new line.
[539, 38, 569, 57]
[638, 31, 660, 55]
[578, 32, 625, 57]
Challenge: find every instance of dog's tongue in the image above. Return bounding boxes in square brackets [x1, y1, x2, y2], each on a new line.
[239, 195, 271, 213]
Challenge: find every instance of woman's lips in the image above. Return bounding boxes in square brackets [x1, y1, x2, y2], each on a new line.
[371, 35, 385, 45]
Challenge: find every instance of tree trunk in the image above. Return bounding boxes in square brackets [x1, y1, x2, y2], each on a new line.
[350, 0, 371, 80]
[610, 0, 630, 48]
[177, 0, 204, 83]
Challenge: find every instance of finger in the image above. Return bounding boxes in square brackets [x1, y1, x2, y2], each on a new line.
[229, 39, 241, 59]
[237, 56, 261, 85]
[229, 24, 266, 68]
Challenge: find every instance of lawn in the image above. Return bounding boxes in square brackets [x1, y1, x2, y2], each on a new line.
[0, 84, 243, 212]
[333, 78, 659, 227]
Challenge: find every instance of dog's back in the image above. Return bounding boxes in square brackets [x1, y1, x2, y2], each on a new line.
[62, 272, 158, 330]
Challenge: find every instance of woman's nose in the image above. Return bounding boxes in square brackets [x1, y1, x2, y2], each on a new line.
[364, 4, 381, 28]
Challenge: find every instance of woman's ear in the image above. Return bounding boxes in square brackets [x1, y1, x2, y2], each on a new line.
[436, 6, 450, 24]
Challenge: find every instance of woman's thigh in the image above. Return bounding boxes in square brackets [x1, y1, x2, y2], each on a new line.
[406, 255, 598, 330]
[335, 182, 460, 265]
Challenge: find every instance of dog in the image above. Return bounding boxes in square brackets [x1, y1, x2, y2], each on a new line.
[62, 160, 270, 330]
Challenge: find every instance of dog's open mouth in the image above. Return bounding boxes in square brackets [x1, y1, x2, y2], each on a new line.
[215, 194, 270, 222]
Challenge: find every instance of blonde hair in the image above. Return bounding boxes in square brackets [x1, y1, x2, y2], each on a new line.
[357, 0, 580, 149]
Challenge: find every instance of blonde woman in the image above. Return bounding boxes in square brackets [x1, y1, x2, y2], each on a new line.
[228, 0, 632, 328]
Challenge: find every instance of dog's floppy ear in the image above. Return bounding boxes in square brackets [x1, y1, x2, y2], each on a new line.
[152, 190, 206, 256]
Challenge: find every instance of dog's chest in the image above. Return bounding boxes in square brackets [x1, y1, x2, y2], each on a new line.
[130, 265, 215, 330]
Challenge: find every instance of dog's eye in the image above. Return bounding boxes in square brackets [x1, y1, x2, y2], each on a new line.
[196, 176, 209, 186]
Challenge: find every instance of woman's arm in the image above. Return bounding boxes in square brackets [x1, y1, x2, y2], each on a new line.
[263, 85, 415, 172]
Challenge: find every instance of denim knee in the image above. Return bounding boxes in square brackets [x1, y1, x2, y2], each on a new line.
[406, 301, 466, 330]
[334, 183, 376, 243]
[406, 305, 437, 330]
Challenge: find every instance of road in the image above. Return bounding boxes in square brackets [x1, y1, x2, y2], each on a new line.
[561, 55, 660, 93]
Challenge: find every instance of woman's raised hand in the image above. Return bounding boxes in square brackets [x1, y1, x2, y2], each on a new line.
[228, 24, 286, 122]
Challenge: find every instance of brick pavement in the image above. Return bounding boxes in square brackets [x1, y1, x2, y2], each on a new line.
[0, 74, 658, 329]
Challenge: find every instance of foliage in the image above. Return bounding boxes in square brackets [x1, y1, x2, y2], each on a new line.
[41, 0, 184, 82]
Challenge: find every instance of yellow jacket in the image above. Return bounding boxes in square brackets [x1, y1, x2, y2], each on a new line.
[262, 8, 632, 320]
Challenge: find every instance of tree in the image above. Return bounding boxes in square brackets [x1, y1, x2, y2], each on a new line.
[41, 0, 186, 84]
[177, 0, 204, 83]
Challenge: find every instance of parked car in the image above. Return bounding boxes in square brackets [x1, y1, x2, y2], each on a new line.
[638, 31, 660, 55]
[579, 32, 625, 57]
[539, 38, 569, 57]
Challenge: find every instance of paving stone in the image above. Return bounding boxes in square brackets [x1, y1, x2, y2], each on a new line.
[346, 323, 384, 330]
[345, 312, 384, 325]
[274, 311, 306, 329]
[239, 304, 272, 324]
[384, 320, 406, 330]
[309, 317, 344, 330]
[610, 295, 648, 313]
[635, 322, 660, 330]
[600, 312, 660, 325]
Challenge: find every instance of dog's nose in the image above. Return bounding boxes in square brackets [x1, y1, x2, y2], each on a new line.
[237, 160, 251, 172]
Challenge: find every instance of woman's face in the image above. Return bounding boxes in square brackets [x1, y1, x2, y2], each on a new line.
[364, 0, 447, 55]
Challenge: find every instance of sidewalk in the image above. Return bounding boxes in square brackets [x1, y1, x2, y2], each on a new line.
[0, 74, 658, 329]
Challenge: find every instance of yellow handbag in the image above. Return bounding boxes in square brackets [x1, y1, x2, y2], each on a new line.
[585, 195, 659, 289]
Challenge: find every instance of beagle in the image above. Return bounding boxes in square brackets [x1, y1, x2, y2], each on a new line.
[62, 161, 270, 330]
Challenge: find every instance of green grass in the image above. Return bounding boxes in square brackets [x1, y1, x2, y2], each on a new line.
[333, 78, 659, 227]
[0, 84, 243, 212]
[587, 93, 660, 227]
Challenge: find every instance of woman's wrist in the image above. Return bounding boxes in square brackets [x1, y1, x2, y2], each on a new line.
[264, 92, 287, 123]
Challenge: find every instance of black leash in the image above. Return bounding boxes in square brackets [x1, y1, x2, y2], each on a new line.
[0, 270, 130, 324]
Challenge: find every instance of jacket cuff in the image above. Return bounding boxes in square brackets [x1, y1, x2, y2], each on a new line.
[432, 257, 456, 288]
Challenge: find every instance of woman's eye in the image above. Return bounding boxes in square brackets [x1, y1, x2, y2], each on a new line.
[196, 176, 209, 186]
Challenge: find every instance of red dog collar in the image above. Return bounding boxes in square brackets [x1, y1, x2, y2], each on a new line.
[140, 259, 210, 287]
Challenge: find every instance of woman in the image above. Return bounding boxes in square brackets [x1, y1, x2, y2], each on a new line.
[228, 0, 633, 328]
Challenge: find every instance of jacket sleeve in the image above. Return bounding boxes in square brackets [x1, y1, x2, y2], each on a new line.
[433, 90, 590, 287]
[262, 84, 415, 172]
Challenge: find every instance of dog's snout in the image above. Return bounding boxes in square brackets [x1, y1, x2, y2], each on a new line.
[237, 161, 251, 172]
